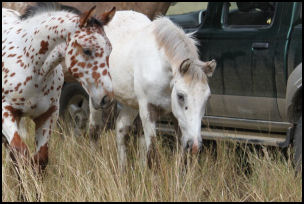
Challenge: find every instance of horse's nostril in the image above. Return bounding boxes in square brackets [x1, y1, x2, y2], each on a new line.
[192, 143, 199, 154]
[185, 139, 200, 154]
[75, 115, 80, 125]
[100, 95, 112, 108]
[186, 140, 194, 150]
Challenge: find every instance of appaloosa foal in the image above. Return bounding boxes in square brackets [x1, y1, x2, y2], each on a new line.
[2, 2, 115, 171]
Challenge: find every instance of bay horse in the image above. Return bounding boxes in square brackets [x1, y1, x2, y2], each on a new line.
[2, 2, 115, 171]
[2, 2, 171, 20]
[88, 11, 216, 168]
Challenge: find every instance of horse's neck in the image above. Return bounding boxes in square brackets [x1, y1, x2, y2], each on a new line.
[22, 12, 77, 71]
[155, 46, 178, 86]
[41, 43, 66, 82]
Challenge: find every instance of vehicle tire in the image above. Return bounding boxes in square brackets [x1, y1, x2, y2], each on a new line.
[59, 82, 89, 136]
[293, 116, 302, 174]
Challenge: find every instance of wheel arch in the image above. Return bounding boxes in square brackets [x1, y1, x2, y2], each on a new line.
[286, 63, 302, 124]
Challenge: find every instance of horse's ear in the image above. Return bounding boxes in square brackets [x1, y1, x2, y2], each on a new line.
[74, 40, 83, 55]
[99, 7, 116, 25]
[79, 5, 96, 28]
[179, 58, 191, 75]
[202, 59, 216, 77]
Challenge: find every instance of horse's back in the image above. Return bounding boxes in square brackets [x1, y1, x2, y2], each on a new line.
[104, 10, 151, 44]
[106, 10, 171, 109]
[2, 8, 24, 71]
[2, 7, 21, 18]
[2, 8, 21, 29]
[106, 11, 153, 107]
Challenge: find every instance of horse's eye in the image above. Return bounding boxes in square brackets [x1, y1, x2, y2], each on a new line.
[177, 93, 184, 103]
[83, 48, 92, 56]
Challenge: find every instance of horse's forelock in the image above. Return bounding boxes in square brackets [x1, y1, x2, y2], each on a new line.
[85, 17, 104, 28]
[185, 61, 208, 84]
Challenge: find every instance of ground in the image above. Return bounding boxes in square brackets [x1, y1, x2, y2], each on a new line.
[2, 117, 302, 202]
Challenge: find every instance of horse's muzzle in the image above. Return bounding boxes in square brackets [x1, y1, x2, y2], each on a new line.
[185, 139, 201, 154]
[92, 95, 113, 110]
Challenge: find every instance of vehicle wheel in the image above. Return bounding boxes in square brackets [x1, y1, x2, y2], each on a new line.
[293, 116, 302, 174]
[59, 82, 89, 137]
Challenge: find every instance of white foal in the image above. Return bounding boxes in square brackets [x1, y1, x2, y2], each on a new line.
[89, 11, 216, 168]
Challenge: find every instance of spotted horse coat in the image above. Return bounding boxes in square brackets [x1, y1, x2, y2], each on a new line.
[2, 2, 115, 171]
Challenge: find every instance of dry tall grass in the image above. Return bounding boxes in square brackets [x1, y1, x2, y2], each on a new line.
[2, 119, 302, 202]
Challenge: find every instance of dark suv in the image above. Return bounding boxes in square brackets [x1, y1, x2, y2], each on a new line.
[166, 1, 302, 168]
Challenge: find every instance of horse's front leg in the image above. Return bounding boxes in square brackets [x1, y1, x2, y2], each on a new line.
[2, 103, 31, 200]
[33, 105, 58, 172]
[89, 97, 104, 142]
[2, 103, 30, 164]
[138, 100, 160, 168]
[115, 105, 138, 170]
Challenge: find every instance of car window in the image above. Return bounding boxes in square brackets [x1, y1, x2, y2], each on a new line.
[298, 2, 302, 21]
[166, 2, 208, 15]
[222, 2, 276, 27]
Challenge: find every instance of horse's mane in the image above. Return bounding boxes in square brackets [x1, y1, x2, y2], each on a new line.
[152, 16, 207, 83]
[20, 2, 103, 28]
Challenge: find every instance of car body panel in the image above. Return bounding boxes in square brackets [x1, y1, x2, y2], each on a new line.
[168, 2, 302, 133]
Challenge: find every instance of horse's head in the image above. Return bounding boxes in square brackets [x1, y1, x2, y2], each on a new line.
[65, 6, 116, 109]
[171, 58, 216, 154]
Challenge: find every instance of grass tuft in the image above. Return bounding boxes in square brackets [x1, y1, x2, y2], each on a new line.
[2, 118, 302, 201]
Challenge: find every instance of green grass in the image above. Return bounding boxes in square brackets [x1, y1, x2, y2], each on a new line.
[2, 118, 302, 201]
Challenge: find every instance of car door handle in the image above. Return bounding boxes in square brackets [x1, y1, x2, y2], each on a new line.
[252, 42, 269, 50]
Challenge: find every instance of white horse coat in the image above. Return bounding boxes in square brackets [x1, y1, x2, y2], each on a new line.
[89, 11, 216, 168]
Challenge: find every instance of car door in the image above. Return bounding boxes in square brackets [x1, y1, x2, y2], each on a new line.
[195, 2, 283, 124]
